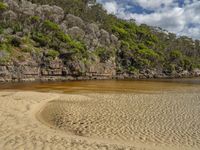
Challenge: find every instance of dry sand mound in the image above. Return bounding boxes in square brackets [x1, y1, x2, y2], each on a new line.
[0, 91, 200, 150]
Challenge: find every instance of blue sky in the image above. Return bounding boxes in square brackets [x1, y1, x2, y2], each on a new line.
[97, 0, 200, 39]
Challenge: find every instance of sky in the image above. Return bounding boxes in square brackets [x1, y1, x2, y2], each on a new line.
[97, 0, 200, 39]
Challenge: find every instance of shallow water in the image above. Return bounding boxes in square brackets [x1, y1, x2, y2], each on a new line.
[0, 78, 200, 93]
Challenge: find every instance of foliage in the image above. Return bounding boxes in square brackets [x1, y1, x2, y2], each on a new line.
[170, 50, 183, 60]
[0, 2, 7, 11]
[31, 32, 50, 47]
[30, 16, 40, 23]
[43, 20, 60, 31]
[0, 25, 3, 34]
[95, 47, 114, 62]
[47, 49, 59, 59]
[55, 31, 71, 43]
[10, 37, 22, 47]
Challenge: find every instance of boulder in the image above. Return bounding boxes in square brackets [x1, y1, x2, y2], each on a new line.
[3, 0, 19, 11]
[20, 0, 37, 17]
[85, 23, 100, 37]
[35, 5, 64, 23]
[0, 66, 8, 76]
[99, 29, 110, 46]
[67, 26, 85, 40]
[2, 10, 17, 21]
[64, 14, 85, 29]
[193, 68, 200, 76]
[49, 59, 63, 69]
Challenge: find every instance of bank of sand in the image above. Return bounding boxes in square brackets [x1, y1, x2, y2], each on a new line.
[0, 91, 200, 150]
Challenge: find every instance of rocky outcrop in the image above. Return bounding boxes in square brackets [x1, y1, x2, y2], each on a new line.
[0, 57, 117, 82]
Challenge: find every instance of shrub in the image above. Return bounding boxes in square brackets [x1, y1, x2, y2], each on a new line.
[170, 50, 183, 60]
[112, 25, 128, 38]
[138, 48, 159, 60]
[30, 16, 40, 23]
[183, 57, 193, 70]
[10, 36, 21, 47]
[55, 32, 71, 42]
[128, 66, 139, 74]
[164, 63, 176, 74]
[12, 23, 23, 33]
[0, 43, 12, 52]
[68, 40, 85, 52]
[43, 20, 60, 31]
[32, 32, 50, 47]
[0, 26, 3, 34]
[0, 2, 8, 11]
[47, 49, 59, 59]
[121, 40, 130, 50]
[95, 47, 114, 62]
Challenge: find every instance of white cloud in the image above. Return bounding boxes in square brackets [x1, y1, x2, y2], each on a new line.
[97, 0, 200, 39]
[134, 0, 174, 9]
[103, 1, 118, 14]
[127, 7, 185, 33]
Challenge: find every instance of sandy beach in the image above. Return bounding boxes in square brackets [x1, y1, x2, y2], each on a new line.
[0, 91, 200, 150]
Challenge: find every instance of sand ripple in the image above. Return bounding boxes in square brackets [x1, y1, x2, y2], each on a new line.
[39, 93, 200, 150]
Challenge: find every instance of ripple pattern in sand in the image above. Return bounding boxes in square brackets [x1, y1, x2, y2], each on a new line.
[39, 93, 200, 149]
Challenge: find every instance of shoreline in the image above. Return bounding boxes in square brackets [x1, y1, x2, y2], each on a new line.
[0, 73, 200, 83]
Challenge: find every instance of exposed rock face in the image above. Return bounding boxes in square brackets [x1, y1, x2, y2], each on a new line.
[0, 57, 117, 82]
[65, 14, 85, 29]
[67, 27, 85, 40]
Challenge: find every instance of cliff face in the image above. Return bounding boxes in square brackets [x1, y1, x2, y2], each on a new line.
[0, 0, 118, 82]
[0, 0, 200, 82]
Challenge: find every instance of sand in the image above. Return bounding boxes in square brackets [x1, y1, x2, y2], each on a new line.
[0, 91, 200, 150]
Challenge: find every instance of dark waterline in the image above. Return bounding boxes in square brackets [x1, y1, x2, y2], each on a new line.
[0, 78, 200, 93]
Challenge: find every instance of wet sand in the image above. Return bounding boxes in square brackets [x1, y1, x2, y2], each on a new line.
[0, 89, 200, 150]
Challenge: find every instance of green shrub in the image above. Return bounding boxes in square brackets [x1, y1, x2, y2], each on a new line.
[95, 47, 114, 62]
[12, 23, 23, 33]
[32, 32, 50, 47]
[112, 25, 128, 37]
[170, 50, 183, 59]
[43, 20, 60, 31]
[128, 66, 139, 74]
[68, 40, 85, 52]
[55, 32, 71, 42]
[47, 49, 59, 59]
[138, 48, 159, 60]
[121, 40, 130, 50]
[146, 40, 155, 46]
[183, 57, 193, 70]
[30, 16, 40, 23]
[0, 43, 12, 52]
[0, 2, 8, 11]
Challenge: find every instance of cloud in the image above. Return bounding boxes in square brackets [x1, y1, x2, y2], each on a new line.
[103, 1, 118, 14]
[97, 0, 200, 39]
[134, 0, 174, 9]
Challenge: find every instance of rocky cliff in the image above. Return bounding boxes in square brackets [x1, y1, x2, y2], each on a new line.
[0, 0, 119, 82]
